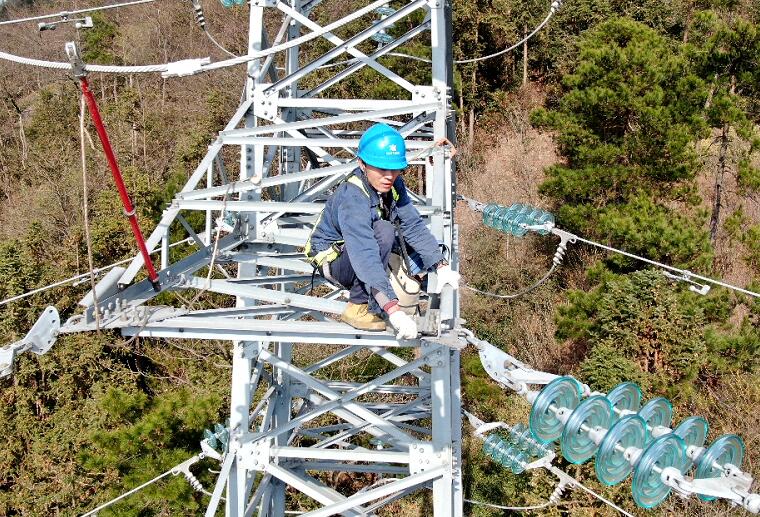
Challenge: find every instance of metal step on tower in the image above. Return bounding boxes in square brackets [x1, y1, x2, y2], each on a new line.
[3, 0, 463, 514]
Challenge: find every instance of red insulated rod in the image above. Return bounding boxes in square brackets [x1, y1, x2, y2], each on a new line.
[78, 77, 161, 292]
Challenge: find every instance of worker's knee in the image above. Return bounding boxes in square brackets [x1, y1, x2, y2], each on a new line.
[373, 220, 395, 252]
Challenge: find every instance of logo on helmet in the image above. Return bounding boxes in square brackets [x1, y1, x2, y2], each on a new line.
[388, 144, 398, 154]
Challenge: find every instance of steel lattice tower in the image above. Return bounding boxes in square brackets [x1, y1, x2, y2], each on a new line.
[14, 0, 462, 514]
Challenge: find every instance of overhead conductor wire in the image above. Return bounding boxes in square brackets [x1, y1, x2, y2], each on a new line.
[458, 194, 759, 300]
[455, 0, 563, 64]
[0, 238, 194, 308]
[568, 233, 760, 299]
[0, 0, 156, 26]
[0, 0, 401, 74]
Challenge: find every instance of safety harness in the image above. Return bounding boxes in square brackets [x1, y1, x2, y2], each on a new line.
[304, 175, 399, 267]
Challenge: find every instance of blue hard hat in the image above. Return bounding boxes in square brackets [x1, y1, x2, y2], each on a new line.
[357, 123, 407, 170]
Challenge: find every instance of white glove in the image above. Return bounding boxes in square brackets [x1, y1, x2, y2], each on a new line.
[429, 264, 460, 293]
[388, 310, 418, 340]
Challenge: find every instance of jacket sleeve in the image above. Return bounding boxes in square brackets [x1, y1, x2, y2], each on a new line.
[394, 180, 445, 269]
[337, 187, 398, 308]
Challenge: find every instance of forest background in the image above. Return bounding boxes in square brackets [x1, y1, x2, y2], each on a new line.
[0, 0, 758, 514]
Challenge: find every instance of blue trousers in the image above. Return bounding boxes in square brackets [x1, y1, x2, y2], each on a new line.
[325, 220, 395, 313]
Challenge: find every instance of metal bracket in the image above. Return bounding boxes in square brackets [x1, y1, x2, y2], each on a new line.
[238, 438, 271, 471]
[418, 307, 440, 336]
[64, 41, 86, 78]
[409, 442, 436, 474]
[475, 337, 558, 394]
[253, 85, 278, 121]
[25, 306, 61, 355]
[0, 307, 60, 378]
[420, 332, 467, 351]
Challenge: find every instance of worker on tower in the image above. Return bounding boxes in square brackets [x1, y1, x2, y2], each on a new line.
[305, 123, 459, 338]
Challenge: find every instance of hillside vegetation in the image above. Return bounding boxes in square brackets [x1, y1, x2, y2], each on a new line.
[0, 0, 758, 515]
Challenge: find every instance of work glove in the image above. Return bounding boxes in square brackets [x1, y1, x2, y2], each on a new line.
[429, 264, 460, 293]
[388, 310, 418, 340]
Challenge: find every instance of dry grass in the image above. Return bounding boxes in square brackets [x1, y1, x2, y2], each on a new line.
[695, 126, 760, 288]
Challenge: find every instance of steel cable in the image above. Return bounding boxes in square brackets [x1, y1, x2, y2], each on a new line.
[461, 264, 556, 299]
[454, 0, 562, 64]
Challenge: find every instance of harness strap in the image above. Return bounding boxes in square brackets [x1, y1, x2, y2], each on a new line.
[305, 173, 400, 267]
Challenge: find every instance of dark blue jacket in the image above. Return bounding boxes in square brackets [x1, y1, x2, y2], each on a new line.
[307, 168, 444, 305]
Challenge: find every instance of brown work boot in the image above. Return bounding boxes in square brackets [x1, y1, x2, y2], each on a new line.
[340, 302, 386, 331]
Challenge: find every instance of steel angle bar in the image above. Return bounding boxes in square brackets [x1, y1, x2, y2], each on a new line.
[251, 15, 291, 83]
[308, 20, 431, 97]
[227, 274, 315, 285]
[276, 216, 320, 227]
[261, 115, 346, 168]
[176, 214, 206, 249]
[396, 422, 432, 435]
[301, 422, 355, 434]
[245, 473, 272, 517]
[180, 305, 294, 318]
[279, 98, 415, 110]
[238, 255, 314, 273]
[296, 428, 355, 447]
[175, 179, 261, 202]
[260, 350, 418, 444]
[214, 154, 229, 185]
[267, 0, 426, 95]
[264, 464, 365, 517]
[74, 233, 245, 327]
[363, 485, 428, 514]
[308, 126, 358, 160]
[302, 467, 444, 517]
[243, 355, 431, 447]
[187, 278, 344, 313]
[275, 1, 415, 93]
[119, 99, 254, 285]
[223, 136, 435, 150]
[313, 398, 428, 449]
[205, 451, 236, 517]
[173, 200, 326, 214]
[272, 447, 409, 464]
[222, 136, 363, 147]
[256, 171, 353, 228]
[304, 345, 363, 373]
[123, 319, 407, 347]
[259, 229, 309, 247]
[223, 102, 440, 138]
[363, 480, 443, 514]
[368, 346, 429, 381]
[250, 386, 275, 422]
[263, 349, 431, 405]
[323, 382, 423, 395]
[259, 163, 354, 189]
[296, 462, 409, 475]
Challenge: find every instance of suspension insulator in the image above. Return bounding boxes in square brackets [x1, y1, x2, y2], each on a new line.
[482, 203, 555, 237]
[695, 434, 745, 501]
[631, 433, 689, 509]
[504, 423, 556, 458]
[483, 434, 528, 474]
[561, 395, 613, 464]
[673, 416, 709, 468]
[529, 376, 582, 443]
[606, 382, 642, 419]
[371, 6, 396, 45]
[638, 397, 673, 441]
[203, 428, 219, 449]
[596, 415, 648, 486]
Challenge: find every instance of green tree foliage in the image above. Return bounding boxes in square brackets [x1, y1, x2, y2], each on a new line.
[560, 270, 709, 396]
[80, 387, 222, 515]
[559, 268, 758, 400]
[533, 17, 712, 267]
